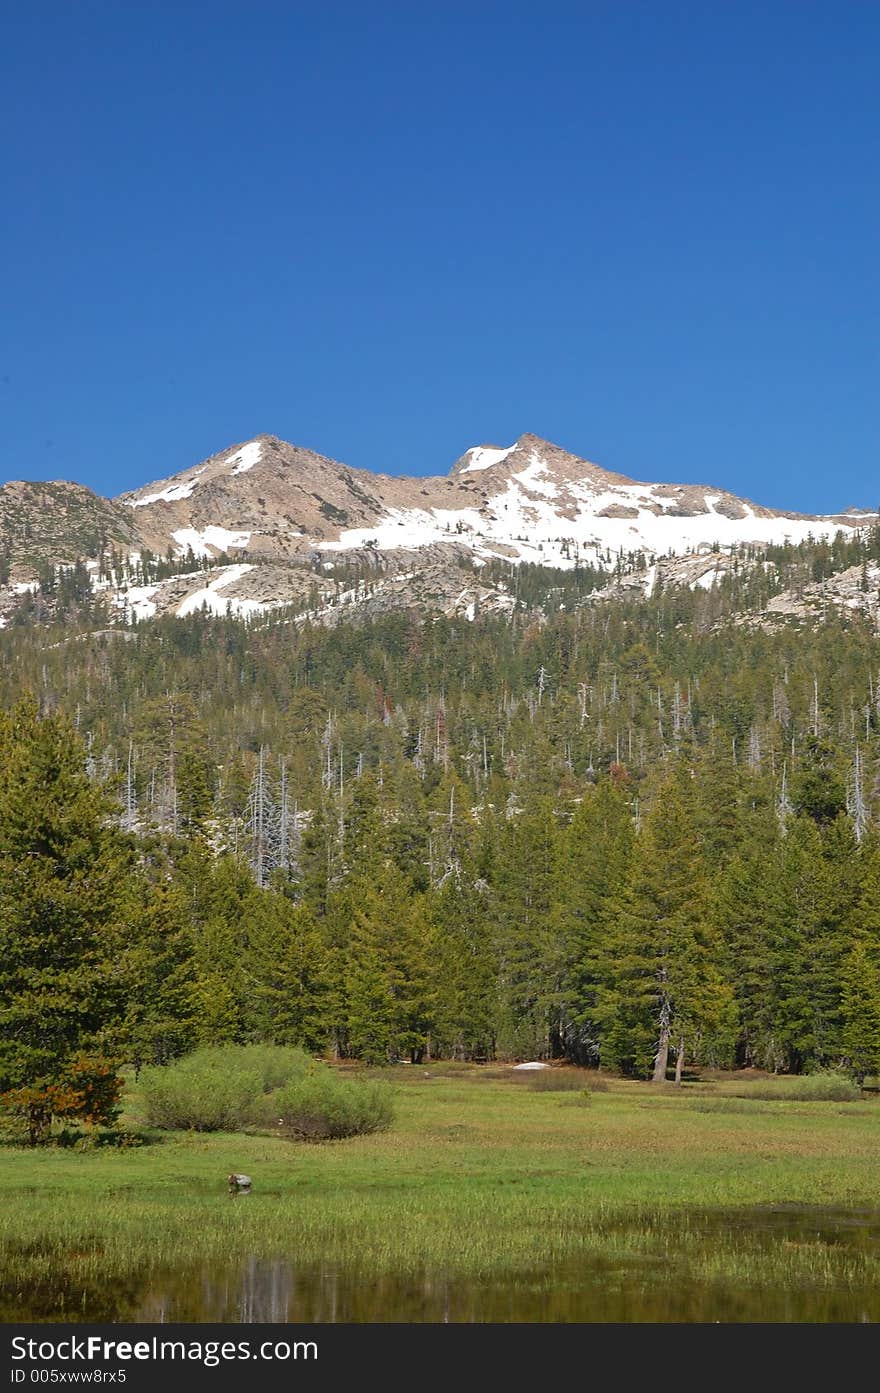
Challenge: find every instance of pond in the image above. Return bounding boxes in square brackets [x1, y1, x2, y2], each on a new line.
[6, 1204, 880, 1323]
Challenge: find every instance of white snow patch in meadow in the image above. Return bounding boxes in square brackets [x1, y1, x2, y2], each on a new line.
[172, 526, 251, 558]
[512, 1061, 550, 1071]
[460, 444, 516, 473]
[176, 564, 264, 618]
[227, 441, 263, 476]
[127, 470, 206, 507]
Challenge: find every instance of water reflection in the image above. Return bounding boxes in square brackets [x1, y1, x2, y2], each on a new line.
[133, 1206, 880, 1323]
[6, 1206, 880, 1323]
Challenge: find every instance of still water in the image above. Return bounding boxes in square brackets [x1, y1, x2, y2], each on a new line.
[8, 1207, 880, 1323]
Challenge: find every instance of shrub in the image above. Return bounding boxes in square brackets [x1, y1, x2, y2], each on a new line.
[734, 1071, 861, 1103]
[271, 1071, 394, 1140]
[528, 1068, 594, 1092]
[65, 1054, 124, 1127]
[227, 1044, 312, 1092]
[0, 1055, 123, 1145]
[139, 1050, 263, 1131]
[139, 1047, 393, 1138]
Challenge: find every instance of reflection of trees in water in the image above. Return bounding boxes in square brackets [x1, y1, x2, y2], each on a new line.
[133, 1230, 880, 1324]
[0, 1245, 145, 1322]
[9, 1209, 880, 1322]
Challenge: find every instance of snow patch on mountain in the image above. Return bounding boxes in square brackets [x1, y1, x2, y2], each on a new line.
[126, 471, 206, 507]
[176, 564, 263, 618]
[227, 441, 263, 476]
[512, 451, 560, 499]
[116, 584, 159, 622]
[320, 507, 486, 555]
[460, 444, 516, 473]
[695, 567, 721, 590]
[171, 526, 252, 557]
[317, 466, 866, 571]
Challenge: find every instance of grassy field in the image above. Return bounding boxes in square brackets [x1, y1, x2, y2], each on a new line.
[3, 1065, 880, 1320]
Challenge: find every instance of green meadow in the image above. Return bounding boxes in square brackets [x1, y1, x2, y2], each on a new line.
[3, 1066, 880, 1321]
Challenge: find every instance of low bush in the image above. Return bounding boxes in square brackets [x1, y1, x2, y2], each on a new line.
[140, 1046, 394, 1138]
[0, 1055, 124, 1145]
[733, 1071, 861, 1103]
[139, 1050, 263, 1132]
[271, 1072, 394, 1140]
[228, 1045, 312, 1092]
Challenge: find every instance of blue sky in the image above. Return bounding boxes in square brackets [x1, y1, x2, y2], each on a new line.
[2, 1, 877, 512]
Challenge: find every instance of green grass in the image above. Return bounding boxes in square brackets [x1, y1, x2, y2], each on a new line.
[3, 1066, 880, 1319]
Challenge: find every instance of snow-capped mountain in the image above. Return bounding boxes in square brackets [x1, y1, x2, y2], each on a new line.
[0, 431, 876, 627]
[116, 431, 871, 568]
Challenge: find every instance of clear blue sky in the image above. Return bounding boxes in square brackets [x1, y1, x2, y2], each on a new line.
[2, 1, 877, 512]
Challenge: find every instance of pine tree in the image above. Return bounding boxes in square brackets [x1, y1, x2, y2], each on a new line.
[338, 864, 437, 1063]
[0, 701, 131, 1131]
[430, 872, 495, 1060]
[770, 817, 854, 1070]
[715, 808, 789, 1068]
[491, 799, 566, 1059]
[117, 879, 198, 1067]
[249, 893, 332, 1052]
[562, 779, 634, 1064]
[840, 942, 880, 1084]
[598, 767, 732, 1079]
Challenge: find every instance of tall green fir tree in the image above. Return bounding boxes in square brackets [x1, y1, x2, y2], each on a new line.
[0, 701, 131, 1131]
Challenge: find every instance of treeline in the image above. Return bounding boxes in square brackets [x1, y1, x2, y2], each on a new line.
[2, 585, 880, 829]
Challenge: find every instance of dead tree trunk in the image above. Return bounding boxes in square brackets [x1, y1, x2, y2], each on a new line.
[652, 996, 671, 1083]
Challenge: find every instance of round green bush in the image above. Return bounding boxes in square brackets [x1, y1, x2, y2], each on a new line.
[226, 1044, 312, 1092]
[270, 1071, 394, 1141]
[137, 1045, 309, 1131]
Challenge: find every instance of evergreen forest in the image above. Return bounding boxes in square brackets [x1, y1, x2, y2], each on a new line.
[4, 537, 880, 1113]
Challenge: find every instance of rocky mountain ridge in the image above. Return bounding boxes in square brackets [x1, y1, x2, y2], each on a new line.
[0, 431, 876, 628]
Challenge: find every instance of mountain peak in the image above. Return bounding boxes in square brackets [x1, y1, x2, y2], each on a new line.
[2, 425, 877, 630]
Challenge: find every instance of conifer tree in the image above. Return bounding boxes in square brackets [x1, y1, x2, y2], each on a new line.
[491, 799, 566, 1059]
[770, 817, 852, 1070]
[339, 864, 437, 1063]
[599, 767, 731, 1079]
[562, 779, 634, 1063]
[117, 879, 197, 1067]
[840, 942, 880, 1084]
[0, 701, 131, 1127]
[249, 892, 332, 1052]
[430, 873, 495, 1060]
